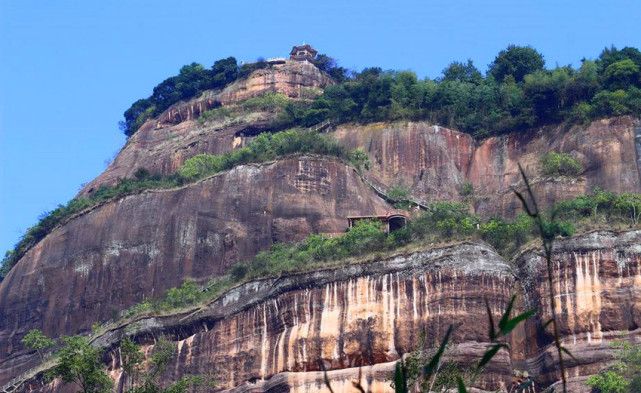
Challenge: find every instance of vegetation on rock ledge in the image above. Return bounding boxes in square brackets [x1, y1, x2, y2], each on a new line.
[123, 45, 641, 139]
[0, 130, 366, 279]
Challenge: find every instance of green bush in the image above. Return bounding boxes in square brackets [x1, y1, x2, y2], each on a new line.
[241, 92, 290, 112]
[587, 371, 629, 393]
[459, 182, 474, 198]
[198, 106, 231, 124]
[347, 148, 370, 172]
[480, 214, 534, 254]
[53, 336, 113, 393]
[553, 189, 641, 226]
[160, 281, 204, 309]
[540, 151, 583, 177]
[388, 185, 412, 209]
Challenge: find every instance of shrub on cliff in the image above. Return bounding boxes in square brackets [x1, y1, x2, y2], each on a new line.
[540, 151, 583, 177]
[52, 336, 113, 393]
[587, 341, 641, 393]
[178, 129, 348, 181]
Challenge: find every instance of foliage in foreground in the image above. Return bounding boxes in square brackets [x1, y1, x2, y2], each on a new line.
[587, 341, 641, 393]
[389, 296, 534, 393]
[0, 130, 365, 280]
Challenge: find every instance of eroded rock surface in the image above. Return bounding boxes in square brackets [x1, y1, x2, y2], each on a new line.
[515, 230, 641, 388]
[0, 156, 389, 384]
[7, 231, 641, 392]
[20, 242, 515, 392]
[332, 116, 641, 216]
[80, 60, 332, 195]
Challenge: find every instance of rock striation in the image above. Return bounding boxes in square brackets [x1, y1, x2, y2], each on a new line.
[11, 230, 641, 392]
[80, 60, 333, 195]
[0, 156, 389, 384]
[332, 116, 641, 217]
[1, 54, 640, 391]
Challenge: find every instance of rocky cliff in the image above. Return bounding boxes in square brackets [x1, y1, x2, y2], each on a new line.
[80, 60, 332, 195]
[332, 116, 641, 216]
[11, 230, 641, 393]
[2, 55, 641, 392]
[0, 156, 390, 384]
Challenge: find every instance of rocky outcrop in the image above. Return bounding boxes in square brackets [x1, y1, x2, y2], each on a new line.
[11, 230, 641, 393]
[0, 156, 390, 384]
[18, 242, 516, 392]
[332, 117, 641, 216]
[217, 60, 332, 104]
[80, 60, 332, 195]
[515, 230, 641, 388]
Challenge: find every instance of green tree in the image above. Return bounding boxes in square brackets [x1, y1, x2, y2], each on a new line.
[21, 329, 55, 360]
[441, 60, 483, 84]
[603, 59, 641, 90]
[489, 45, 545, 83]
[53, 336, 113, 393]
[211, 57, 239, 87]
[588, 371, 629, 393]
[120, 338, 144, 387]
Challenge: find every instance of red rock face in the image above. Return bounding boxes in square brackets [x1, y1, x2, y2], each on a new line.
[8, 231, 641, 392]
[332, 117, 641, 216]
[515, 230, 641, 389]
[332, 123, 475, 201]
[0, 156, 390, 385]
[20, 242, 516, 392]
[80, 60, 333, 195]
[3, 109, 641, 391]
[18, 231, 641, 393]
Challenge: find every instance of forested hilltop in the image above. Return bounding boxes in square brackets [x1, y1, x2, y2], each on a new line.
[123, 45, 641, 138]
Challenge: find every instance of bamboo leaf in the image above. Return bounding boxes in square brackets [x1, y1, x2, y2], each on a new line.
[423, 325, 454, 379]
[457, 375, 468, 393]
[498, 295, 516, 335]
[394, 361, 408, 393]
[485, 297, 496, 341]
[477, 343, 505, 370]
[500, 309, 536, 336]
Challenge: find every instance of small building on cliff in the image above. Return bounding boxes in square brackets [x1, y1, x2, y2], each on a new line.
[347, 213, 408, 233]
[290, 44, 317, 61]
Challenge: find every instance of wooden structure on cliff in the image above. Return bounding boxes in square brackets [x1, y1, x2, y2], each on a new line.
[290, 44, 317, 61]
[347, 213, 408, 233]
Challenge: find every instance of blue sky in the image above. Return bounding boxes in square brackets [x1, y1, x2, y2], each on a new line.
[1, 0, 640, 253]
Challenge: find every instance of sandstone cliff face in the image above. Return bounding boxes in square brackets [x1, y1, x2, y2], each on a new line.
[332, 117, 641, 216]
[2, 55, 640, 392]
[20, 242, 515, 392]
[516, 230, 641, 389]
[0, 156, 389, 385]
[80, 60, 332, 195]
[15, 231, 641, 393]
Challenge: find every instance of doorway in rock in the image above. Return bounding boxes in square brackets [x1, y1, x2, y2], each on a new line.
[387, 215, 407, 232]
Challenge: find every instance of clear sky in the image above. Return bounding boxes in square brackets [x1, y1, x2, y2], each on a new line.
[1, 0, 640, 254]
